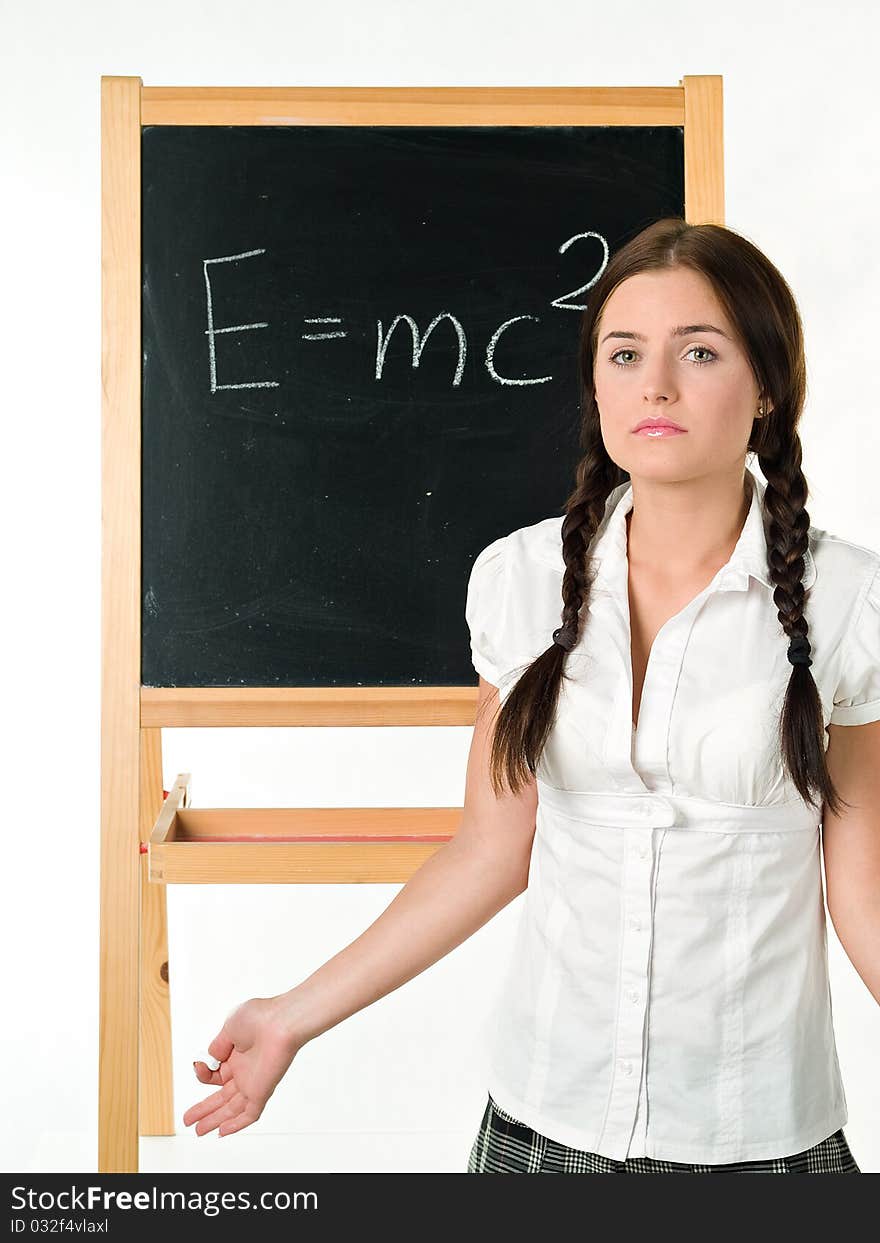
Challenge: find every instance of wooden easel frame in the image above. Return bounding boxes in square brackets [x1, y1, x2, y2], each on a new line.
[100, 75, 724, 1171]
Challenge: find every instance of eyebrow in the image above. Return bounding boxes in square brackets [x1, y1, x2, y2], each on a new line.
[599, 323, 732, 345]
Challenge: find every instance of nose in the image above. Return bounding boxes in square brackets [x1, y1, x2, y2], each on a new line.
[640, 356, 678, 403]
[642, 372, 676, 403]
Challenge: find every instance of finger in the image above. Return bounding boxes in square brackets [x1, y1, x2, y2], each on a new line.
[182, 1083, 233, 1128]
[192, 1090, 247, 1137]
[218, 1104, 260, 1137]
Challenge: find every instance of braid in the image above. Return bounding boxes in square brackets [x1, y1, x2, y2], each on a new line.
[761, 452, 813, 660]
[553, 455, 618, 649]
[487, 448, 620, 798]
[758, 439, 852, 817]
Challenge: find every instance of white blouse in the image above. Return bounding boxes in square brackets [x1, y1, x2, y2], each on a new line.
[465, 464, 880, 1163]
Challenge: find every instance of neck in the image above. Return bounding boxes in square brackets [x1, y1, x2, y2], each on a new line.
[625, 469, 751, 580]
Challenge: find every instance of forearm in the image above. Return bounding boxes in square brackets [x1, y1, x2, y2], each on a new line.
[830, 897, 880, 1005]
[273, 834, 531, 1046]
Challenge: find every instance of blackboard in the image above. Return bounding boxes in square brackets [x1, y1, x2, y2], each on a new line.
[141, 124, 684, 687]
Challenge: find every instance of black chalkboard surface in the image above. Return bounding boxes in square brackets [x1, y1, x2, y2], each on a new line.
[141, 124, 683, 687]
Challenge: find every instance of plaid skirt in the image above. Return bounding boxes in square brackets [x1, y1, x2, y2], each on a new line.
[467, 1093, 861, 1173]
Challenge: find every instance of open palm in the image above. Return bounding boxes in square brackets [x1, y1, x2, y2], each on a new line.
[182, 997, 300, 1138]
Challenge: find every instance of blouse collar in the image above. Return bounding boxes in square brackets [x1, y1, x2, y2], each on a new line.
[535, 465, 817, 593]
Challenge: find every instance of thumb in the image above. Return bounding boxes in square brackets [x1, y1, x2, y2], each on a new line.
[192, 1057, 221, 1082]
[204, 1003, 243, 1067]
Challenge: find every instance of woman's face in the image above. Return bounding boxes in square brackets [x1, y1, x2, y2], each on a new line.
[592, 267, 768, 483]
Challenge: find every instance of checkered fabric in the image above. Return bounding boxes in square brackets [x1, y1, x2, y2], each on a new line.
[467, 1093, 861, 1173]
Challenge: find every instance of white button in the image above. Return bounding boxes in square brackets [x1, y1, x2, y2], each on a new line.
[628, 916, 641, 931]
[619, 1060, 633, 1076]
[638, 844, 649, 859]
[627, 989, 639, 1004]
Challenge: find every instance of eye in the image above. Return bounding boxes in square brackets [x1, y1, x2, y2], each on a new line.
[608, 345, 718, 368]
[685, 346, 717, 366]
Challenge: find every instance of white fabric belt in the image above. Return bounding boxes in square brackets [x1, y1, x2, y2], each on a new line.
[535, 779, 820, 834]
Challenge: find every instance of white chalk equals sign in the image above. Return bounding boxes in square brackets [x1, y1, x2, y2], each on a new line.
[302, 317, 347, 340]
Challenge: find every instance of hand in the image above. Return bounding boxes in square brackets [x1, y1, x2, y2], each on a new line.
[182, 996, 302, 1138]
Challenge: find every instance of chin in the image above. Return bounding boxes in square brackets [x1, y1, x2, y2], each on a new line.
[619, 452, 694, 481]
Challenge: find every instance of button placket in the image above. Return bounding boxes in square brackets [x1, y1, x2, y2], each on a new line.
[598, 796, 677, 1161]
[629, 599, 712, 790]
[599, 818, 656, 1159]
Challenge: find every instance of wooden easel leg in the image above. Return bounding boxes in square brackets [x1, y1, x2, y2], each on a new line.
[139, 727, 174, 1135]
[98, 730, 140, 1172]
[100, 73, 144, 1173]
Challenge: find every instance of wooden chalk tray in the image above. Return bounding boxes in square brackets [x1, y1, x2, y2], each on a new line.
[148, 773, 460, 884]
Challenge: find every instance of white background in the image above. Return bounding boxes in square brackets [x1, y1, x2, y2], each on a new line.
[2, 0, 878, 1175]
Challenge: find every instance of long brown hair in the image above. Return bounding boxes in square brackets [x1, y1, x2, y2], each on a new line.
[485, 216, 850, 819]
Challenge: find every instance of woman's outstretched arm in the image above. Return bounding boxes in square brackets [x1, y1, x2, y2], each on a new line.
[182, 676, 538, 1138]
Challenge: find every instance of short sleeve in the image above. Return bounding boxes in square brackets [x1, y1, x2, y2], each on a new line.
[464, 534, 509, 687]
[829, 564, 880, 726]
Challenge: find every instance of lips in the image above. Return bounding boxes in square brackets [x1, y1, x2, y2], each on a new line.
[633, 419, 686, 432]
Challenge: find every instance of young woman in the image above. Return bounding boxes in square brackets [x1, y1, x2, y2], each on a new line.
[183, 218, 878, 1173]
